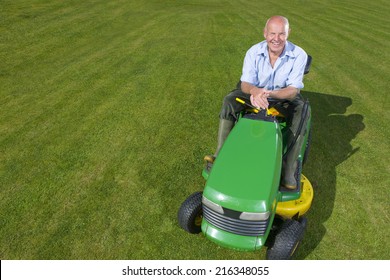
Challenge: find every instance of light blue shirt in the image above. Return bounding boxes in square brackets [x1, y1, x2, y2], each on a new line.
[240, 40, 307, 90]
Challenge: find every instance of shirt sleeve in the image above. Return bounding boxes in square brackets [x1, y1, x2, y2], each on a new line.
[286, 50, 308, 89]
[240, 46, 259, 85]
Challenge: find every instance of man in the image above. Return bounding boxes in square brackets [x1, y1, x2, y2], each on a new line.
[204, 15, 309, 190]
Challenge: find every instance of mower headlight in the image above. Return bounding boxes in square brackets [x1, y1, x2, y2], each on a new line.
[202, 196, 224, 214]
[239, 211, 270, 221]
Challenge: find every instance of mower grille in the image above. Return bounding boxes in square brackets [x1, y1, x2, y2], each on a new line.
[203, 205, 269, 236]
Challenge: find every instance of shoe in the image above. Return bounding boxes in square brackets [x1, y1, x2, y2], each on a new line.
[281, 183, 297, 190]
[204, 155, 215, 164]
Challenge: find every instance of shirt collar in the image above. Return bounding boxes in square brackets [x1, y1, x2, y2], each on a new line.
[283, 41, 296, 58]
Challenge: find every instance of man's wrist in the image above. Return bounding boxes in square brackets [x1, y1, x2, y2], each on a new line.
[249, 86, 257, 95]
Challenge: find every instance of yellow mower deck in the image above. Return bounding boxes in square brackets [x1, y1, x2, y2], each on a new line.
[276, 174, 313, 219]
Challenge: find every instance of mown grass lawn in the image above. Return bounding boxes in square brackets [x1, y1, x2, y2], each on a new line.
[1, 0, 389, 259]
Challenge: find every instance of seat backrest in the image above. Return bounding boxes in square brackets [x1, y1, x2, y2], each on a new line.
[304, 55, 312, 75]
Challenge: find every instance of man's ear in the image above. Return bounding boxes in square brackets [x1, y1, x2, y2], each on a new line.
[287, 28, 291, 38]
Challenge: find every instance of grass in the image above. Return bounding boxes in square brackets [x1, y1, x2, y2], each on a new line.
[0, 0, 389, 259]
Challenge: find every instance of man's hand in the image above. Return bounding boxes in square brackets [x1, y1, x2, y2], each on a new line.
[249, 87, 270, 109]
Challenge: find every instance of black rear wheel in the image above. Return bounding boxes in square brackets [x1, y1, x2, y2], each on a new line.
[177, 191, 203, 234]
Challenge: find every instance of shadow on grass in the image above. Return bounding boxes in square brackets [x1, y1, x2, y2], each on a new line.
[297, 91, 365, 259]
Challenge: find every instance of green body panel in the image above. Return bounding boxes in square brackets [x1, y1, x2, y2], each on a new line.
[201, 106, 312, 251]
[203, 117, 282, 213]
[202, 168, 209, 180]
[280, 190, 300, 201]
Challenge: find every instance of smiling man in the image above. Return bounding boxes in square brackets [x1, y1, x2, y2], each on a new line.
[204, 15, 309, 190]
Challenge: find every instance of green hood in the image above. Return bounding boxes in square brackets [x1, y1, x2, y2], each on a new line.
[204, 117, 282, 213]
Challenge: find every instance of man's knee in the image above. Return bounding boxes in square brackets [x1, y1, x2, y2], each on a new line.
[223, 89, 242, 105]
[220, 89, 247, 121]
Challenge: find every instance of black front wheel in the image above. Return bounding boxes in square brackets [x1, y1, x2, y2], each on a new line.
[177, 191, 203, 234]
[266, 217, 307, 260]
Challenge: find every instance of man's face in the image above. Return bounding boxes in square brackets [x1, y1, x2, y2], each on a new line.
[264, 20, 289, 55]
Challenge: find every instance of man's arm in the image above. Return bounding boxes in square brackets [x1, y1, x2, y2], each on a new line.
[242, 81, 299, 99]
[241, 81, 264, 95]
[241, 82, 299, 109]
[268, 86, 299, 101]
